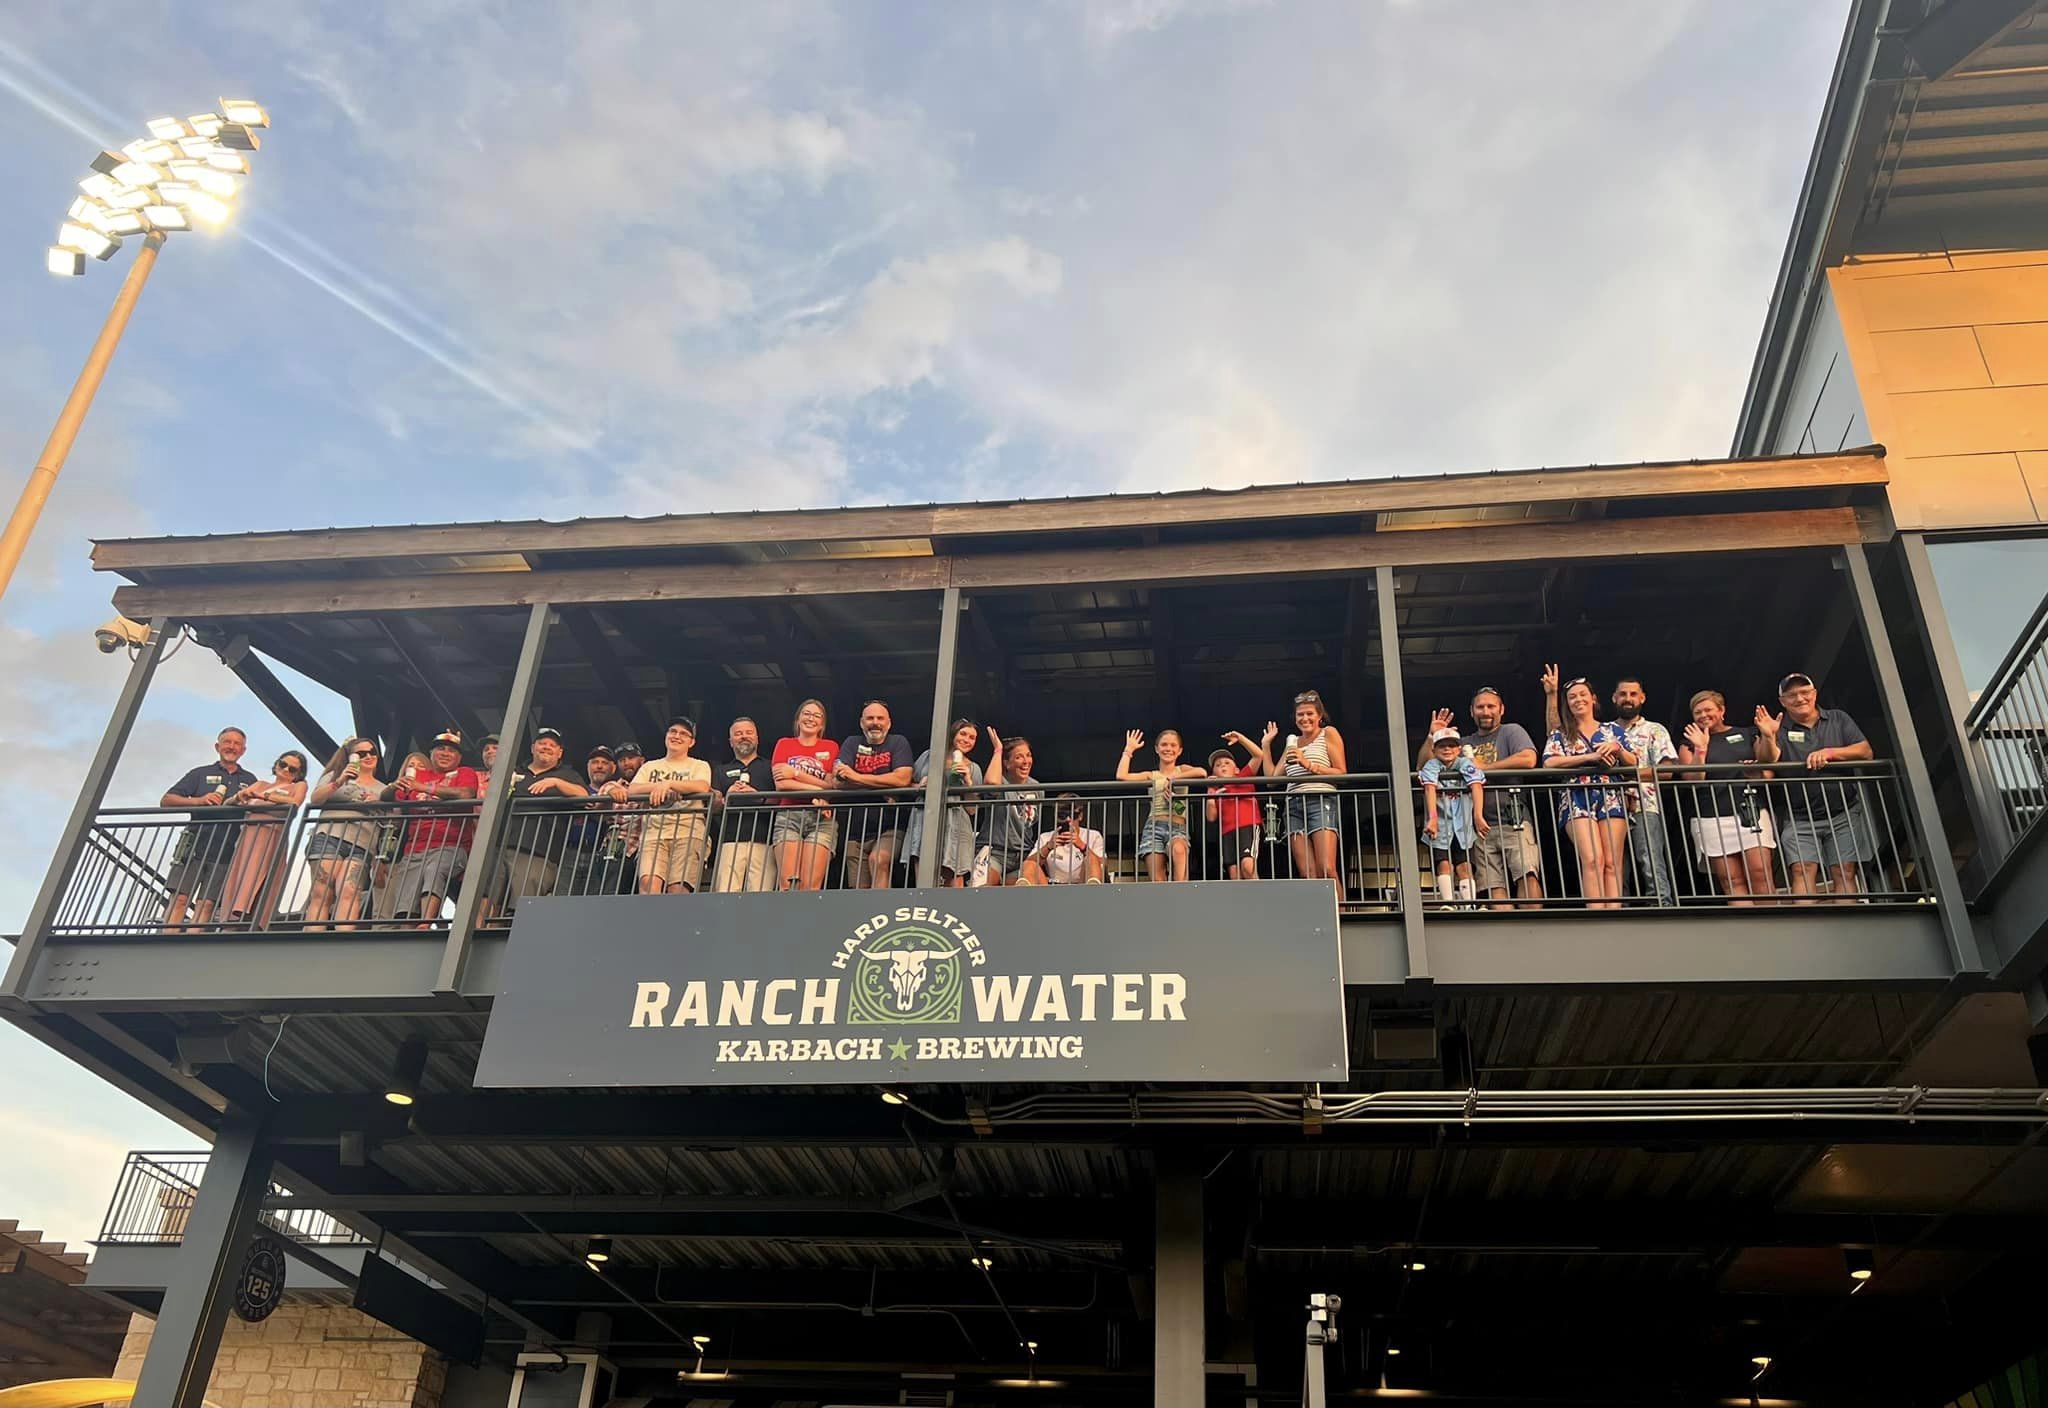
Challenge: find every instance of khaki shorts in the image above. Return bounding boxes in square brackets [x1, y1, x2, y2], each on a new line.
[1473, 816, 1541, 894]
[712, 840, 773, 893]
[842, 828, 903, 885]
[639, 816, 709, 891]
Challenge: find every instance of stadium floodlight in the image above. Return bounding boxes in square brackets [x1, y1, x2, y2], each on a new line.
[4, 98, 272, 601]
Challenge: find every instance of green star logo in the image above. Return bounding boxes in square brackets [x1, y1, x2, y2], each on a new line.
[887, 1039, 911, 1060]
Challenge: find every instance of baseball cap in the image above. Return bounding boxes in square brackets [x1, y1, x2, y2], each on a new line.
[1207, 748, 1235, 769]
[667, 716, 697, 736]
[480, 733, 500, 748]
[535, 726, 565, 744]
[1777, 672, 1816, 694]
[615, 739, 645, 757]
[1429, 728, 1462, 746]
[586, 744, 615, 763]
[431, 730, 463, 750]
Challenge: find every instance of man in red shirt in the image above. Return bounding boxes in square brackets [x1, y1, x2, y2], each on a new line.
[379, 730, 482, 923]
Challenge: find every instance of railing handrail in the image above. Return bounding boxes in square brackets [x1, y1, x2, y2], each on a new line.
[946, 763, 1898, 794]
[1965, 588, 2048, 733]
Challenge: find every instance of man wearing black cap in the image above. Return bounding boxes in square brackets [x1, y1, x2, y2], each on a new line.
[379, 729, 481, 923]
[486, 726, 589, 918]
[605, 741, 647, 892]
[553, 745, 620, 896]
[615, 741, 645, 784]
[1759, 672, 1877, 903]
[621, 718, 714, 893]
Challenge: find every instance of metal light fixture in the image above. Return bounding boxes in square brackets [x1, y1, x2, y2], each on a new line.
[10, 97, 272, 602]
[970, 1254, 993, 1270]
[585, 1237, 612, 1266]
[1405, 1260, 1427, 1272]
[1845, 1247, 1875, 1282]
[879, 1088, 908, 1105]
[383, 1037, 427, 1106]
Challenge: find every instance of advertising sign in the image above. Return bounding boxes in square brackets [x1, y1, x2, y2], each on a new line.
[475, 880, 1345, 1087]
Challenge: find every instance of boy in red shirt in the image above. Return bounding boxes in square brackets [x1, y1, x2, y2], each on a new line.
[1206, 724, 1275, 879]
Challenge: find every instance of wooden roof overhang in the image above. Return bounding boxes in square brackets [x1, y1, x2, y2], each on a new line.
[96, 449, 1891, 621]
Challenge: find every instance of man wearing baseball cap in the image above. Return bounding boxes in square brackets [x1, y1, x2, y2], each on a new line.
[1758, 671, 1877, 903]
[379, 730, 481, 924]
[486, 726, 589, 919]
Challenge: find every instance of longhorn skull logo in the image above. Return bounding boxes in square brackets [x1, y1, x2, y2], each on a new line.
[860, 942, 961, 1012]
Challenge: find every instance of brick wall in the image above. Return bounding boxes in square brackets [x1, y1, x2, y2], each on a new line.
[115, 1303, 449, 1408]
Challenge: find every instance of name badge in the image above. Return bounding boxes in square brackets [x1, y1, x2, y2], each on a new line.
[857, 744, 873, 755]
[1726, 734, 1744, 743]
[1788, 730, 1807, 742]
[816, 751, 830, 760]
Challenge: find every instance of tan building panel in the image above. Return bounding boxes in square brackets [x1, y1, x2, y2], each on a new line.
[1894, 453, 2041, 529]
[1854, 263, 2048, 332]
[2022, 451, 2048, 519]
[1868, 327, 1991, 392]
[1975, 322, 2048, 387]
[1886, 384, 2048, 458]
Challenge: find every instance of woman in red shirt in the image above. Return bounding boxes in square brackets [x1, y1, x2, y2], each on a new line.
[771, 698, 841, 891]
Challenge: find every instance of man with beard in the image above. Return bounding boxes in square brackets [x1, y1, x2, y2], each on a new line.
[711, 717, 777, 892]
[834, 699, 915, 888]
[553, 745, 618, 896]
[1421, 688, 1541, 909]
[1611, 677, 1679, 905]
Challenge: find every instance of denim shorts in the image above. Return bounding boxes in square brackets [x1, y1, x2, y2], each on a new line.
[1136, 816, 1188, 858]
[1285, 792, 1339, 836]
[306, 831, 372, 864]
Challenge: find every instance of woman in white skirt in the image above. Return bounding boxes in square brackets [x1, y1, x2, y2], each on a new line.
[1679, 689, 1777, 905]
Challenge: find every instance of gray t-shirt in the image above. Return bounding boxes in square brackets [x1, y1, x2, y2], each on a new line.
[1774, 709, 1869, 819]
[1461, 723, 1535, 823]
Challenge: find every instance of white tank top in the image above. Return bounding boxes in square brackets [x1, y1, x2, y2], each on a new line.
[1286, 730, 1335, 793]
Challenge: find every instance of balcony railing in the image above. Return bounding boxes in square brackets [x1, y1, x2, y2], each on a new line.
[97, 1150, 367, 1247]
[44, 762, 1934, 940]
[1402, 761, 1931, 910]
[1966, 590, 2048, 851]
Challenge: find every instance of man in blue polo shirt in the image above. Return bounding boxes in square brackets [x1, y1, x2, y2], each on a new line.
[1757, 671, 1877, 903]
[161, 727, 262, 929]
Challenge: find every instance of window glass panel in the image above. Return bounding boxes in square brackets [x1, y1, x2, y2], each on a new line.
[1928, 536, 2048, 697]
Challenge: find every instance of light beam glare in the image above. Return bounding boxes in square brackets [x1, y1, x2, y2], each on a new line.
[0, 40, 600, 456]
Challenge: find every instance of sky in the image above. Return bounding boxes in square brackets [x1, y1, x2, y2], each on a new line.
[0, 0, 1850, 1249]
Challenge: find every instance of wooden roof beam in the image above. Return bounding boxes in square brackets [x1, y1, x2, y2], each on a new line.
[91, 450, 1889, 575]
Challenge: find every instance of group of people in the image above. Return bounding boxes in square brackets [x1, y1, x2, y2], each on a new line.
[1413, 667, 1880, 909]
[154, 671, 1881, 926]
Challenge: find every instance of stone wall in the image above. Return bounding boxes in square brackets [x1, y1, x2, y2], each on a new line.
[115, 1303, 449, 1408]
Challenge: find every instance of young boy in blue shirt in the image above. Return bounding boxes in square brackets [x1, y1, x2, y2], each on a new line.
[1419, 727, 1487, 906]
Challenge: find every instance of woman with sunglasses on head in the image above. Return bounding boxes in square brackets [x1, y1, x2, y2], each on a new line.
[216, 751, 308, 925]
[1539, 665, 1635, 909]
[1267, 689, 1347, 900]
[771, 698, 841, 891]
[304, 737, 385, 929]
[907, 718, 984, 887]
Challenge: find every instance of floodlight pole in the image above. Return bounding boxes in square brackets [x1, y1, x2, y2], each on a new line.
[0, 229, 167, 605]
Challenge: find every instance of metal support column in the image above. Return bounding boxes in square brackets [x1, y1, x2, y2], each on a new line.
[437, 601, 553, 996]
[131, 1116, 272, 1408]
[3, 615, 174, 1001]
[916, 586, 963, 889]
[1374, 566, 1429, 985]
[1896, 532, 2011, 865]
[1154, 1151, 1205, 1408]
[1843, 545, 1986, 976]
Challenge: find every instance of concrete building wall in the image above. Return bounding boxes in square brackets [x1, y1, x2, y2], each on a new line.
[115, 1305, 449, 1408]
[1828, 251, 2048, 530]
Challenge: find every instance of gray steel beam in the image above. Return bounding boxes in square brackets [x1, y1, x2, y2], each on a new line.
[3, 615, 174, 1003]
[1843, 545, 1984, 977]
[1420, 908, 1953, 990]
[130, 1116, 271, 1408]
[213, 641, 337, 759]
[1153, 1151, 1204, 1408]
[438, 601, 552, 997]
[1374, 566, 1428, 985]
[1985, 816, 2048, 982]
[917, 586, 963, 889]
[1896, 532, 2011, 867]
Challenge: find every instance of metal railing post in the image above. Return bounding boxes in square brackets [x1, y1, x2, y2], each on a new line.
[1843, 545, 1984, 976]
[437, 602, 553, 997]
[917, 586, 963, 890]
[1373, 567, 1428, 984]
[2, 615, 175, 1003]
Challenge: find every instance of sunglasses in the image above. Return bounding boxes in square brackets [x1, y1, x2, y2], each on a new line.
[1563, 677, 1591, 691]
[1294, 692, 1323, 705]
[275, 761, 301, 773]
[1777, 674, 1815, 693]
[350, 748, 377, 759]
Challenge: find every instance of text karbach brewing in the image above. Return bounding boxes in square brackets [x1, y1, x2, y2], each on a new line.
[626, 904, 1189, 1067]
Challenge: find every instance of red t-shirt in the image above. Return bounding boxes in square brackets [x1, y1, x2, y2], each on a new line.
[1213, 780, 1259, 834]
[392, 765, 482, 852]
[772, 737, 841, 806]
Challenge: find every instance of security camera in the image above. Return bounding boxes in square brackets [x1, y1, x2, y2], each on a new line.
[94, 615, 150, 653]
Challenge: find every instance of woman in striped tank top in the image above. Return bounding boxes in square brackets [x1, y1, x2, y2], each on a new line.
[1269, 689, 1347, 901]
